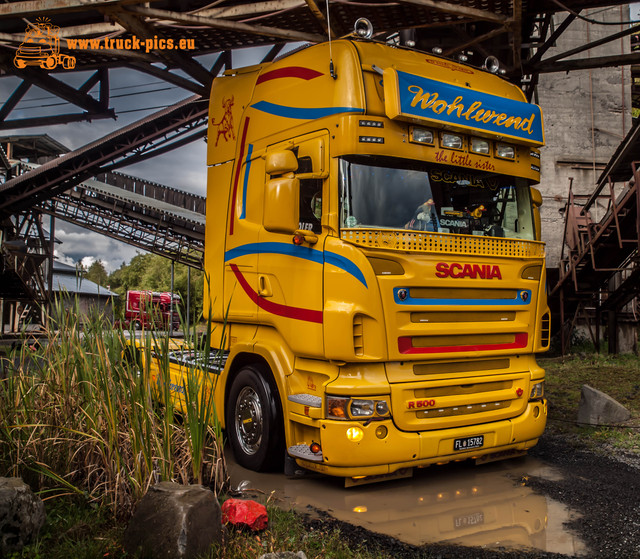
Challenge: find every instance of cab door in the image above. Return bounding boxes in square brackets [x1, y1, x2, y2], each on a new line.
[222, 147, 265, 326]
[257, 132, 329, 358]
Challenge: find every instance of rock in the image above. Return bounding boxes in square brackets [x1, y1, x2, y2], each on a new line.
[221, 498, 268, 531]
[124, 482, 222, 559]
[259, 552, 307, 559]
[577, 384, 631, 426]
[0, 477, 46, 556]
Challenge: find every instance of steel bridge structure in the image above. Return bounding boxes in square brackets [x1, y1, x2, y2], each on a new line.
[1, 0, 639, 336]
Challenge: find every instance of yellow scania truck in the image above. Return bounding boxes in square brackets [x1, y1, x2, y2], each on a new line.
[168, 34, 550, 481]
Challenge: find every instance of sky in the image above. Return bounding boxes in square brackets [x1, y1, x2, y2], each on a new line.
[1, 46, 276, 273]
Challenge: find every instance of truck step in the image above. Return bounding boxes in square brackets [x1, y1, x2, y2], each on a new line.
[287, 393, 322, 407]
[288, 444, 323, 462]
[167, 349, 229, 374]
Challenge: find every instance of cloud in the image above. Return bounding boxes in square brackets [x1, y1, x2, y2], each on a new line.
[55, 223, 142, 273]
[53, 250, 76, 267]
[122, 139, 207, 195]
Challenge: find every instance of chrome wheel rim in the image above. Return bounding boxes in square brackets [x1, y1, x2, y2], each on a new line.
[234, 386, 263, 455]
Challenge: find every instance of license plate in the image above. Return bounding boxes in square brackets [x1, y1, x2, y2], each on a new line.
[454, 511, 485, 529]
[453, 435, 484, 451]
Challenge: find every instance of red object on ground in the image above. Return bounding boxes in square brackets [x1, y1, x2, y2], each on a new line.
[221, 498, 268, 531]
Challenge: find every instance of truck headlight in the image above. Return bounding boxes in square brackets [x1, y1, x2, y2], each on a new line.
[496, 142, 516, 159]
[530, 382, 544, 400]
[327, 395, 391, 420]
[350, 399, 374, 417]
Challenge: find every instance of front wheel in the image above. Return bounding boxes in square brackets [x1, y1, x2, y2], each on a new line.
[226, 365, 284, 471]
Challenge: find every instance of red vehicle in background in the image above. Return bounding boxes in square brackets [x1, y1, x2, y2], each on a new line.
[124, 290, 181, 331]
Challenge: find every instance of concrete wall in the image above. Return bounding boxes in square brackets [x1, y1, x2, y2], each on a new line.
[537, 6, 632, 268]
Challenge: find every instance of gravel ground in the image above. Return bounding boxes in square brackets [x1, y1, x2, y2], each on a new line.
[528, 434, 640, 558]
[299, 433, 640, 558]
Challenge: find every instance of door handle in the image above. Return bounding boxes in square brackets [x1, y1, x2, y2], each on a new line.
[258, 275, 273, 297]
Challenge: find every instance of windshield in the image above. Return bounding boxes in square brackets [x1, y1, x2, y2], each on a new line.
[339, 156, 535, 240]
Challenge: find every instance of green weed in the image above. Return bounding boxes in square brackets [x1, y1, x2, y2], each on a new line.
[0, 295, 226, 519]
[541, 353, 640, 450]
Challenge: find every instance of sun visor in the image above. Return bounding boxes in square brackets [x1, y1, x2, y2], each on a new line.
[383, 68, 544, 146]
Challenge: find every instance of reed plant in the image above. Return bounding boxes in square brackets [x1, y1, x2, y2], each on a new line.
[0, 295, 227, 518]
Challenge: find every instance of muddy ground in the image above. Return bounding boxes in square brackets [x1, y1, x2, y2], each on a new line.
[297, 433, 640, 558]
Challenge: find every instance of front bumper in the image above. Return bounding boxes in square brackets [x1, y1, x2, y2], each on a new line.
[293, 400, 547, 477]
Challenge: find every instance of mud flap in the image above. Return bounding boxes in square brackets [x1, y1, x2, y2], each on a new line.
[284, 453, 308, 478]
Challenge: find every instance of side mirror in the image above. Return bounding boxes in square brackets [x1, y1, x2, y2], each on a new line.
[530, 187, 542, 207]
[265, 150, 298, 176]
[264, 177, 299, 234]
[530, 187, 542, 240]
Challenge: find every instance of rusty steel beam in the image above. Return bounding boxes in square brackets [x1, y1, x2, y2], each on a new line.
[125, 62, 208, 96]
[526, 12, 579, 67]
[0, 111, 116, 130]
[0, 0, 160, 20]
[127, 6, 325, 43]
[530, 23, 640, 70]
[535, 51, 640, 74]
[0, 49, 112, 115]
[442, 26, 507, 57]
[0, 81, 31, 122]
[107, 9, 212, 86]
[400, 0, 508, 24]
[511, 0, 522, 69]
[304, 0, 333, 37]
[195, 0, 304, 19]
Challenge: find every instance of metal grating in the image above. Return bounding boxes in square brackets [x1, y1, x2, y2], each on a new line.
[341, 229, 546, 258]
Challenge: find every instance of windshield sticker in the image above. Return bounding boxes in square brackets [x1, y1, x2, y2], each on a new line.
[435, 148, 497, 171]
[429, 169, 499, 190]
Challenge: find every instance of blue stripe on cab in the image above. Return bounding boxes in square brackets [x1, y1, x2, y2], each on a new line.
[224, 242, 367, 287]
[251, 101, 364, 120]
[325, 252, 367, 288]
[393, 288, 532, 306]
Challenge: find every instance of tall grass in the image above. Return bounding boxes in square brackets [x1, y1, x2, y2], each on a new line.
[0, 296, 227, 518]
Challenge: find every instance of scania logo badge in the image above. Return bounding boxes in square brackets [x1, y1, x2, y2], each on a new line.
[521, 291, 529, 302]
[398, 289, 408, 301]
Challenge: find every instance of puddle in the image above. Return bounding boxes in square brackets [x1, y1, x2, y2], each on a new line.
[226, 454, 587, 555]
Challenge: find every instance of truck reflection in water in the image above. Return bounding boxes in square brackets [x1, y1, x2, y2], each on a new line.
[227, 456, 587, 556]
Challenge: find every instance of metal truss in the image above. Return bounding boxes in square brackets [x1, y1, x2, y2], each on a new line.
[41, 192, 205, 269]
[10, 164, 206, 268]
[0, 95, 209, 217]
[0, 1, 633, 129]
[0, 210, 51, 302]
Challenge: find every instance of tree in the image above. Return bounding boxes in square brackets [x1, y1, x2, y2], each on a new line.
[85, 260, 108, 286]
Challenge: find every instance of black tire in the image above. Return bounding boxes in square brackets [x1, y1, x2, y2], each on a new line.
[226, 364, 285, 472]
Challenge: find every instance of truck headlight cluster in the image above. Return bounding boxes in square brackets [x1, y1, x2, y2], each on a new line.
[327, 395, 391, 420]
[496, 142, 516, 159]
[529, 382, 544, 400]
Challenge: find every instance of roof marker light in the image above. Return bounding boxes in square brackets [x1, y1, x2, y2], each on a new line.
[484, 56, 500, 74]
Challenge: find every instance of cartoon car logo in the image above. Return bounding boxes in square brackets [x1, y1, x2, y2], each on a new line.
[13, 17, 75, 70]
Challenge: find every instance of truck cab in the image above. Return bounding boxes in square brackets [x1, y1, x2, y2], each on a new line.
[193, 36, 549, 480]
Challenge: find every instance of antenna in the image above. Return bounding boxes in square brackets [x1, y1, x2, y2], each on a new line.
[326, 0, 337, 79]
